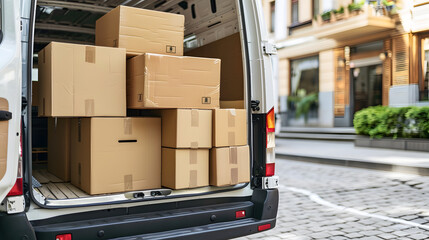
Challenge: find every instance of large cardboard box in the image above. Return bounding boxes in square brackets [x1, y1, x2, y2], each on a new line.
[162, 148, 209, 189]
[38, 42, 126, 117]
[127, 53, 220, 109]
[186, 33, 244, 102]
[213, 109, 247, 147]
[96, 6, 184, 57]
[151, 109, 212, 148]
[70, 117, 161, 195]
[220, 100, 245, 109]
[48, 118, 71, 181]
[210, 145, 250, 187]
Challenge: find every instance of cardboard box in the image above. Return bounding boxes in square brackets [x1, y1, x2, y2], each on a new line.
[70, 117, 161, 195]
[213, 109, 247, 147]
[32, 81, 39, 107]
[162, 148, 209, 189]
[210, 145, 250, 186]
[38, 42, 126, 117]
[96, 5, 184, 57]
[127, 53, 220, 109]
[220, 100, 245, 109]
[156, 109, 212, 148]
[48, 118, 71, 181]
[186, 33, 244, 101]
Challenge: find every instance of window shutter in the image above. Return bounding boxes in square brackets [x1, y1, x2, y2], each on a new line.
[392, 34, 410, 85]
[382, 39, 392, 106]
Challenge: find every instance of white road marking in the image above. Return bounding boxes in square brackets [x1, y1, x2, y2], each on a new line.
[284, 185, 429, 231]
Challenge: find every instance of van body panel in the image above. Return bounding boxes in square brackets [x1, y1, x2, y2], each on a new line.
[0, 0, 22, 203]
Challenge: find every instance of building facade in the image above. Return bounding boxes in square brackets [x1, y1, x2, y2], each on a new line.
[262, 0, 429, 129]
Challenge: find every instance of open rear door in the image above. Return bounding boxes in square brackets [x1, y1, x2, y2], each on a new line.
[0, 0, 23, 204]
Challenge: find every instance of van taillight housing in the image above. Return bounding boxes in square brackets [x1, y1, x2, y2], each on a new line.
[265, 107, 275, 177]
[56, 234, 72, 240]
[266, 107, 275, 133]
[7, 178, 23, 197]
[7, 122, 23, 196]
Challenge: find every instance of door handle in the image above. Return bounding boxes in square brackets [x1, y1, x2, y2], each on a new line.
[0, 110, 12, 121]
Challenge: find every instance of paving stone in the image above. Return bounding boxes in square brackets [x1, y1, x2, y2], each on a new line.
[392, 230, 411, 237]
[344, 232, 364, 238]
[409, 233, 429, 240]
[377, 233, 398, 239]
[310, 232, 331, 239]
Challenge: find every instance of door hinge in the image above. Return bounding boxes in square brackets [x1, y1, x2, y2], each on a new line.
[262, 42, 277, 55]
[0, 110, 12, 121]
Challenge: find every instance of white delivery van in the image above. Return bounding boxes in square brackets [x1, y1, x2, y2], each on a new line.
[0, 0, 278, 239]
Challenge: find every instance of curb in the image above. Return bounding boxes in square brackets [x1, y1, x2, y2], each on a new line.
[276, 153, 429, 176]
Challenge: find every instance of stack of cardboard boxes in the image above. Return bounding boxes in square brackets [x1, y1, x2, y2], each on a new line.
[37, 5, 249, 195]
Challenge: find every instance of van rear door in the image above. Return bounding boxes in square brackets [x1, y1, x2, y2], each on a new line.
[0, 0, 23, 204]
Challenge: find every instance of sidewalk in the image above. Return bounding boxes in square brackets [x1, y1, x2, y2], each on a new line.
[275, 138, 429, 175]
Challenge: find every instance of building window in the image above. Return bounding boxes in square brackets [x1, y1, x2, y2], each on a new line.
[270, 1, 275, 33]
[313, 0, 319, 17]
[291, 0, 299, 24]
[288, 56, 319, 124]
[290, 56, 319, 96]
[420, 36, 429, 101]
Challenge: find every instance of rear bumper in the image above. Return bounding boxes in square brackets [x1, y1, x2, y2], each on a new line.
[111, 218, 276, 240]
[0, 189, 278, 240]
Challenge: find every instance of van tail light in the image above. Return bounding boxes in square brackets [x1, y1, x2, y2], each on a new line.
[235, 210, 246, 219]
[258, 223, 271, 232]
[56, 234, 72, 240]
[265, 107, 275, 177]
[7, 178, 23, 197]
[266, 107, 275, 133]
[265, 163, 275, 177]
[7, 122, 23, 197]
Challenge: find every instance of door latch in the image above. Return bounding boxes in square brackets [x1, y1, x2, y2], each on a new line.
[262, 41, 277, 55]
[0, 110, 12, 121]
[251, 100, 260, 111]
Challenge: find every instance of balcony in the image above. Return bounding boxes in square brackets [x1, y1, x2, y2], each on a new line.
[312, 5, 396, 41]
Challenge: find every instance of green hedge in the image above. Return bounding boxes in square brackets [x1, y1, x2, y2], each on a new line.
[353, 106, 429, 139]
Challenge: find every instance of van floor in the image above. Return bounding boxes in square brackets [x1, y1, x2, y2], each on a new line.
[32, 169, 89, 199]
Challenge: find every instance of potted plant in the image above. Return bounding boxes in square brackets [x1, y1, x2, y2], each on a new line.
[287, 89, 319, 124]
[348, 1, 364, 16]
[333, 6, 347, 21]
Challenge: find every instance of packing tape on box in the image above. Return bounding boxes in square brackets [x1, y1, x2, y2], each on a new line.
[190, 141, 198, 149]
[191, 109, 199, 127]
[124, 118, 132, 135]
[189, 150, 198, 164]
[229, 147, 238, 164]
[230, 168, 238, 185]
[228, 132, 235, 145]
[228, 109, 236, 127]
[85, 99, 94, 116]
[189, 170, 198, 188]
[85, 46, 96, 63]
[124, 174, 133, 191]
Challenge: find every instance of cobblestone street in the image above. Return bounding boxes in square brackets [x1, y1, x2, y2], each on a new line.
[238, 159, 429, 240]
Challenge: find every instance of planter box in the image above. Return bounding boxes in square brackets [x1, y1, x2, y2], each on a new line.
[355, 136, 429, 152]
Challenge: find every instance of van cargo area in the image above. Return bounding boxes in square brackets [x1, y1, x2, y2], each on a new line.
[30, 0, 249, 208]
[0, 0, 279, 239]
